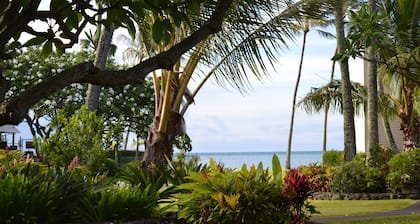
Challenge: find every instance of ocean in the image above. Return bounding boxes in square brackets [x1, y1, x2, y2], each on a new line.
[186, 151, 323, 169]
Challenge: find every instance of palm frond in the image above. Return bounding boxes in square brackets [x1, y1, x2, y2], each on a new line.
[196, 0, 332, 93]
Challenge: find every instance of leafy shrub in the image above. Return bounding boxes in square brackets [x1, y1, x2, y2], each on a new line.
[386, 149, 420, 192]
[330, 160, 386, 193]
[367, 145, 394, 168]
[176, 155, 298, 224]
[0, 168, 88, 223]
[323, 150, 343, 167]
[39, 106, 108, 173]
[300, 164, 330, 192]
[78, 181, 159, 223]
[282, 168, 317, 223]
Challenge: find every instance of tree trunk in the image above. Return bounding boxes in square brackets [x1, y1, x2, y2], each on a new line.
[366, 0, 379, 164]
[400, 90, 419, 151]
[334, 3, 356, 162]
[378, 83, 399, 153]
[142, 111, 185, 175]
[86, 26, 114, 111]
[322, 54, 337, 155]
[286, 28, 308, 169]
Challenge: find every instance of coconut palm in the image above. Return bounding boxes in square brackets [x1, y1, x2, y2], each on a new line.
[365, 0, 379, 162]
[123, 0, 330, 172]
[333, 0, 357, 161]
[285, 18, 335, 169]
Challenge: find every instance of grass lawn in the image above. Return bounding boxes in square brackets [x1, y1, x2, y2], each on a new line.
[327, 215, 420, 224]
[310, 199, 417, 217]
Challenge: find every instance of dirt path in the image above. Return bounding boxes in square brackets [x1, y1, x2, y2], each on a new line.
[310, 200, 420, 223]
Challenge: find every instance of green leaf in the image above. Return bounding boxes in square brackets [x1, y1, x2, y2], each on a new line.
[41, 41, 53, 57]
[272, 154, 282, 183]
[152, 19, 163, 44]
[23, 36, 47, 47]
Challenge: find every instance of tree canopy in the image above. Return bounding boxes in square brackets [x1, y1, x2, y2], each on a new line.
[0, 0, 235, 125]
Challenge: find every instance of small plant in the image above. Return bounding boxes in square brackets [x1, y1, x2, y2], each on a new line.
[322, 150, 343, 167]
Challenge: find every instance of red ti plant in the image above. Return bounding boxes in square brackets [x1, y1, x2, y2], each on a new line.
[282, 168, 317, 223]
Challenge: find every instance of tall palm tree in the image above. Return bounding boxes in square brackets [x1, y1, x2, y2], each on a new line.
[285, 18, 334, 169]
[334, 0, 357, 161]
[124, 0, 330, 173]
[366, 0, 379, 163]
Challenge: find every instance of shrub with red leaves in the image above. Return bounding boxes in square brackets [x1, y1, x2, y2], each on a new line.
[282, 168, 317, 224]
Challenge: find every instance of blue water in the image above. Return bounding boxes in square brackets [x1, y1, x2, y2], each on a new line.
[186, 151, 322, 169]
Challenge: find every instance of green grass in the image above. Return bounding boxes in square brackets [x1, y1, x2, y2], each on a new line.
[310, 199, 417, 217]
[328, 215, 420, 224]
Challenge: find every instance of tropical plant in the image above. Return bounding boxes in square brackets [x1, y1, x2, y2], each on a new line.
[330, 160, 386, 193]
[347, 0, 420, 151]
[322, 150, 344, 167]
[78, 181, 159, 223]
[386, 148, 420, 192]
[300, 164, 331, 192]
[39, 106, 108, 172]
[286, 17, 335, 169]
[176, 156, 290, 224]
[333, 0, 358, 161]
[0, 167, 89, 223]
[120, 0, 330, 173]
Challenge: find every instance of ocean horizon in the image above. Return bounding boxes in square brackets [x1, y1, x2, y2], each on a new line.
[186, 151, 324, 169]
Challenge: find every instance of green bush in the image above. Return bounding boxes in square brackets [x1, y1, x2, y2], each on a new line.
[0, 168, 88, 223]
[322, 150, 344, 167]
[330, 160, 386, 193]
[386, 149, 420, 192]
[300, 164, 330, 192]
[176, 155, 306, 224]
[78, 181, 159, 223]
[39, 106, 108, 173]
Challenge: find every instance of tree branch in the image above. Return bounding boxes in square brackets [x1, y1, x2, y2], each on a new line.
[0, 0, 234, 125]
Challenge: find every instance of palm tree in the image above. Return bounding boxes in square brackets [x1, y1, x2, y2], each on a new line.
[333, 0, 357, 161]
[123, 0, 330, 173]
[85, 26, 114, 111]
[348, 0, 419, 151]
[366, 0, 379, 163]
[285, 18, 334, 169]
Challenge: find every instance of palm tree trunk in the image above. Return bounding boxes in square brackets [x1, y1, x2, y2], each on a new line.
[366, 0, 379, 164]
[334, 2, 356, 162]
[322, 56, 337, 154]
[142, 111, 184, 175]
[286, 28, 308, 169]
[85, 26, 114, 111]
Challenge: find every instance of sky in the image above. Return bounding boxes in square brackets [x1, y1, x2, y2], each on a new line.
[10, 2, 366, 153]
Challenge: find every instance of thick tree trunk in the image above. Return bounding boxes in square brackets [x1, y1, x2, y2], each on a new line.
[142, 111, 185, 175]
[334, 3, 356, 162]
[401, 110, 419, 151]
[86, 26, 114, 111]
[286, 29, 308, 169]
[366, 0, 379, 164]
